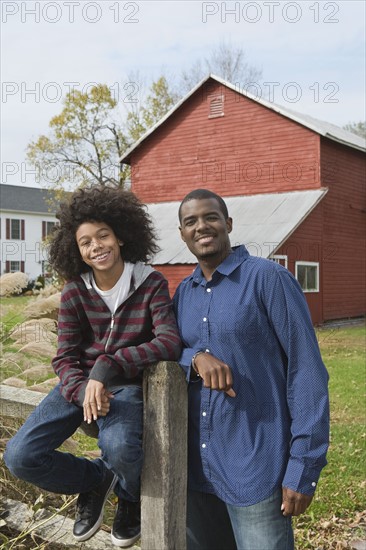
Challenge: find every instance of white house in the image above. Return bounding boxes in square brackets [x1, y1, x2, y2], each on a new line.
[0, 184, 58, 280]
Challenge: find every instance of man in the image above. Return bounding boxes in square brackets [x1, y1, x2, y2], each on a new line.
[173, 189, 330, 550]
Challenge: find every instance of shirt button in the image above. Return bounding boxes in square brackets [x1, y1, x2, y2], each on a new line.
[311, 482, 316, 487]
[205, 348, 210, 353]
[206, 288, 211, 292]
[202, 443, 206, 448]
[203, 317, 207, 322]
[202, 412, 207, 417]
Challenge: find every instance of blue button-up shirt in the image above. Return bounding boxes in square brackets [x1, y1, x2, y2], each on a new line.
[173, 245, 329, 506]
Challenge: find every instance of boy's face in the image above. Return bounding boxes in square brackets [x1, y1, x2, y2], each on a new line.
[76, 221, 123, 278]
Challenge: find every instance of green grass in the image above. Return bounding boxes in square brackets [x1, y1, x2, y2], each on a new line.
[293, 324, 366, 548]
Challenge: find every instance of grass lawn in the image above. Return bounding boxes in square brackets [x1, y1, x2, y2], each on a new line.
[0, 295, 365, 548]
[293, 324, 366, 548]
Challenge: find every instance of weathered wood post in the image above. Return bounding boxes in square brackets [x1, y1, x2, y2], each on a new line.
[141, 361, 188, 550]
[0, 360, 188, 550]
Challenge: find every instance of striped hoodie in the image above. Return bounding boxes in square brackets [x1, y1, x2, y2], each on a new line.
[52, 263, 181, 407]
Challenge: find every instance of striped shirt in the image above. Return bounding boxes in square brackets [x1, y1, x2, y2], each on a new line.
[52, 266, 181, 407]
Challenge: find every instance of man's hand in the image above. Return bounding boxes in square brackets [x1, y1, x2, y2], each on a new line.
[83, 380, 114, 423]
[281, 487, 313, 516]
[194, 353, 236, 397]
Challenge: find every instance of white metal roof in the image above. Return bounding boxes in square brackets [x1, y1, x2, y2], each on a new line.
[148, 188, 328, 264]
[121, 74, 365, 163]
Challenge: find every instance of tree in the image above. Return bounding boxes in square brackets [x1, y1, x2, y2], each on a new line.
[126, 76, 179, 142]
[179, 40, 262, 95]
[343, 121, 366, 140]
[27, 84, 129, 191]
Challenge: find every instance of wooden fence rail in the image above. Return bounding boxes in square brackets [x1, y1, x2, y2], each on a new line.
[0, 361, 187, 550]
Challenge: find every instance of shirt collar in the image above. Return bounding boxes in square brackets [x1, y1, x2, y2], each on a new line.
[191, 245, 249, 285]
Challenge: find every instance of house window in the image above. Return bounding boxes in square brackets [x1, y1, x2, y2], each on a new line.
[10, 261, 21, 272]
[270, 255, 288, 269]
[208, 95, 224, 118]
[295, 262, 319, 293]
[42, 221, 56, 239]
[6, 218, 25, 240]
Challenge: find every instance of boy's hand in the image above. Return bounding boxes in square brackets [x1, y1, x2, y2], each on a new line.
[83, 380, 114, 423]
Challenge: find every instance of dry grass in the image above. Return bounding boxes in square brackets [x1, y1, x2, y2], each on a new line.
[24, 294, 61, 320]
[0, 273, 29, 297]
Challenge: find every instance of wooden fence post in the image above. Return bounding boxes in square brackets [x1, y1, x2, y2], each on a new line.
[0, 360, 188, 550]
[141, 361, 187, 550]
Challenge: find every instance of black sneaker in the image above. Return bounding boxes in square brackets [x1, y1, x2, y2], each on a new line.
[111, 498, 141, 547]
[73, 469, 117, 542]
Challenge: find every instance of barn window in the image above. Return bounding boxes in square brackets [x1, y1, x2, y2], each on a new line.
[269, 255, 288, 269]
[295, 262, 319, 293]
[208, 95, 224, 118]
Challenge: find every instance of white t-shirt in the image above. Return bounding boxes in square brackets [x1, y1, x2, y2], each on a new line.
[91, 261, 134, 314]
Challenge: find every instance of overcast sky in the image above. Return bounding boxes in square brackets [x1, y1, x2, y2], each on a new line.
[1, 0, 365, 188]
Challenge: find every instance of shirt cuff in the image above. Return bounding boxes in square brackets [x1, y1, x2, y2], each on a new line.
[180, 348, 200, 382]
[282, 457, 323, 496]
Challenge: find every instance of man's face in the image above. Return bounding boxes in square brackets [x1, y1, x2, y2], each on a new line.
[179, 198, 232, 263]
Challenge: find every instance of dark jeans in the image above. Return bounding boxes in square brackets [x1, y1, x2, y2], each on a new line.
[4, 384, 143, 501]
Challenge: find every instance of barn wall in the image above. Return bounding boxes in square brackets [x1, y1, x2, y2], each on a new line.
[320, 139, 366, 321]
[131, 80, 321, 203]
[275, 202, 325, 325]
[155, 264, 195, 298]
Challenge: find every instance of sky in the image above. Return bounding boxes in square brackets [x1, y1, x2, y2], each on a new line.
[1, 0, 365, 188]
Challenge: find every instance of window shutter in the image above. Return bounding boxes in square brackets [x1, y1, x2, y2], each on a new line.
[6, 261, 10, 273]
[42, 221, 46, 240]
[6, 219, 10, 239]
[21, 261, 25, 273]
[21, 220, 25, 240]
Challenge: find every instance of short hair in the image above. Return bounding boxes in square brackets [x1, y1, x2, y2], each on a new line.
[178, 189, 229, 223]
[48, 185, 159, 280]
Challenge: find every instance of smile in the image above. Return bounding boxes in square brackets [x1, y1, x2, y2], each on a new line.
[196, 235, 215, 244]
[92, 252, 110, 261]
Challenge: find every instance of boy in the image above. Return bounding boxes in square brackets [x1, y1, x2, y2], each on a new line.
[5, 185, 181, 548]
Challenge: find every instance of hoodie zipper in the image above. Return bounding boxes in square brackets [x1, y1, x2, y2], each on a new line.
[105, 313, 115, 353]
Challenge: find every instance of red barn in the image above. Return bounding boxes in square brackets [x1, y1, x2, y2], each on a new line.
[121, 75, 366, 325]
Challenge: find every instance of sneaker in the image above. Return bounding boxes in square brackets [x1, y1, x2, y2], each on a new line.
[111, 498, 141, 547]
[73, 469, 118, 542]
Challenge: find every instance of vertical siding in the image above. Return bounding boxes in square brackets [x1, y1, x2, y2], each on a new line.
[131, 80, 321, 203]
[155, 264, 195, 298]
[320, 139, 366, 321]
[275, 203, 324, 325]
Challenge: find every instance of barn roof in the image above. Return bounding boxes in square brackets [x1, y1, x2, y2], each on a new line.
[0, 184, 56, 214]
[121, 75, 365, 163]
[148, 188, 328, 264]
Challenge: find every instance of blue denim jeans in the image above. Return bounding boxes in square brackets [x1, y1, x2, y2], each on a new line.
[4, 384, 143, 502]
[187, 489, 294, 550]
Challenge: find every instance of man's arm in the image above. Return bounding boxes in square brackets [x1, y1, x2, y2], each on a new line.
[265, 266, 330, 509]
